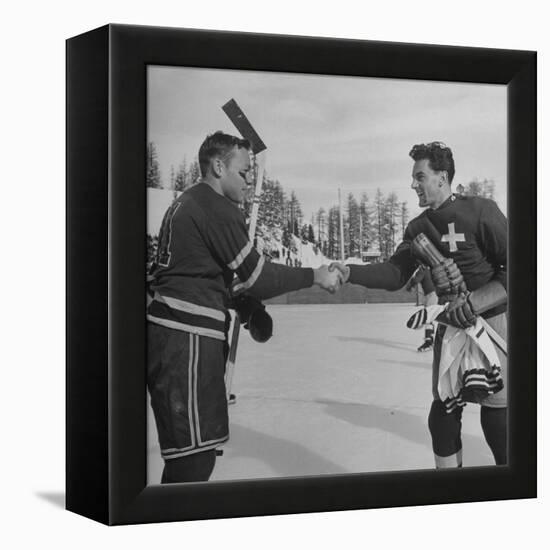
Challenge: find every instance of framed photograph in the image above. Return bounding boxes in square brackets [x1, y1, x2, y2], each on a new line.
[66, 24, 536, 525]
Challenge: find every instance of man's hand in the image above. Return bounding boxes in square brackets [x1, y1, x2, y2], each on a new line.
[232, 294, 273, 342]
[441, 292, 477, 329]
[328, 262, 350, 284]
[431, 258, 465, 297]
[313, 264, 344, 294]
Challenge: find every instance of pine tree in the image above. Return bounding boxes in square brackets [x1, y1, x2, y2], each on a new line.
[169, 165, 178, 199]
[174, 158, 189, 193]
[400, 201, 409, 240]
[147, 142, 162, 188]
[360, 192, 374, 255]
[462, 178, 496, 199]
[286, 191, 303, 237]
[190, 159, 201, 185]
[374, 188, 388, 259]
[307, 224, 315, 244]
[300, 224, 309, 243]
[385, 192, 400, 256]
[465, 178, 483, 196]
[282, 225, 291, 249]
[258, 177, 284, 230]
[315, 207, 327, 247]
[327, 206, 341, 259]
[481, 178, 495, 199]
[170, 165, 175, 191]
[346, 193, 361, 258]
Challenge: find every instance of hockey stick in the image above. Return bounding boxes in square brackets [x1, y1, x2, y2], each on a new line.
[412, 232, 507, 354]
[222, 99, 267, 401]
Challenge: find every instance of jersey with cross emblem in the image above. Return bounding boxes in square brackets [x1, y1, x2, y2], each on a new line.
[388, 194, 507, 293]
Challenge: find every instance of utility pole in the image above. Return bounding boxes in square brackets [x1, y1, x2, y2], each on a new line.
[338, 188, 345, 261]
[359, 207, 363, 261]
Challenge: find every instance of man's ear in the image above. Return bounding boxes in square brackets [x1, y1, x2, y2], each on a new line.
[439, 171, 449, 186]
[211, 157, 224, 178]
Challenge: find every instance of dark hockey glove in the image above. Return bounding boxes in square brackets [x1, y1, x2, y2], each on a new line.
[441, 292, 477, 329]
[232, 295, 273, 343]
[431, 258, 465, 298]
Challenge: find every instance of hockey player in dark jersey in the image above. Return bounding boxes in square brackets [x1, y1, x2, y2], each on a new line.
[147, 131, 343, 483]
[332, 142, 507, 468]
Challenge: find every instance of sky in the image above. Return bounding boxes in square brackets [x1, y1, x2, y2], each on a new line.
[148, 65, 507, 222]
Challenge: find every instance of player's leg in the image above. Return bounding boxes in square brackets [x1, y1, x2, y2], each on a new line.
[417, 291, 437, 352]
[147, 323, 194, 481]
[478, 312, 507, 465]
[480, 406, 507, 465]
[417, 323, 434, 352]
[148, 325, 228, 483]
[161, 449, 217, 483]
[428, 400, 464, 468]
[429, 324, 462, 467]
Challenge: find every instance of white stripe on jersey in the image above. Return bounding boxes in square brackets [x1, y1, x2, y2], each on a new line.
[188, 333, 197, 448]
[153, 293, 226, 322]
[146, 315, 225, 341]
[191, 333, 230, 448]
[228, 241, 253, 270]
[232, 256, 265, 294]
[162, 439, 227, 459]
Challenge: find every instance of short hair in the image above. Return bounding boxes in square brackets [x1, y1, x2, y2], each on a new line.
[409, 141, 455, 184]
[198, 131, 251, 177]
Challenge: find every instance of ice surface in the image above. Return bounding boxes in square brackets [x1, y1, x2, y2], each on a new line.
[147, 304, 494, 484]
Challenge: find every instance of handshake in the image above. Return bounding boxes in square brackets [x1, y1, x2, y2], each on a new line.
[313, 262, 350, 294]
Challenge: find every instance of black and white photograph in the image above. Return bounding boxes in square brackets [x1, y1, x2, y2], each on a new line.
[145, 66, 508, 484]
[4, 0, 545, 545]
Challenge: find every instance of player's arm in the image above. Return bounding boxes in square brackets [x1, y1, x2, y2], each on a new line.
[239, 259, 314, 299]
[460, 200, 508, 317]
[456, 200, 507, 319]
[334, 230, 417, 291]
[479, 199, 508, 291]
[206, 214, 322, 300]
[347, 261, 409, 291]
[443, 279, 507, 329]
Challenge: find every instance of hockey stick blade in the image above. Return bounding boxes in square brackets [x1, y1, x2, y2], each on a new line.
[222, 99, 267, 155]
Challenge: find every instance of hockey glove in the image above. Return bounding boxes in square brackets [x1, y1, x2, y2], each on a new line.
[441, 292, 477, 329]
[232, 295, 273, 343]
[431, 258, 465, 297]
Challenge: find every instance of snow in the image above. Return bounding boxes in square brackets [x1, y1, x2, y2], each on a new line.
[148, 187, 373, 268]
[147, 187, 179, 236]
[269, 233, 329, 268]
[147, 304, 493, 483]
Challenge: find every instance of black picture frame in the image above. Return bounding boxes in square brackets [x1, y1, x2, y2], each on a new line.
[66, 24, 536, 526]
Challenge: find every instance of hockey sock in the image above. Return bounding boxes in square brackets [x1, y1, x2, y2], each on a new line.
[480, 406, 507, 465]
[425, 323, 434, 343]
[428, 400, 463, 468]
[161, 449, 217, 483]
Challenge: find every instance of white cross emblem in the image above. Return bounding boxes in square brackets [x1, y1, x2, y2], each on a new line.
[441, 222, 465, 252]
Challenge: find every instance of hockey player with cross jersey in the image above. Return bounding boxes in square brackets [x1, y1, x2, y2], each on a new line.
[332, 142, 507, 468]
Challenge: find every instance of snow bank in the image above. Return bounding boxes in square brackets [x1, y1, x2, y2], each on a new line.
[147, 187, 179, 236]
[147, 188, 371, 269]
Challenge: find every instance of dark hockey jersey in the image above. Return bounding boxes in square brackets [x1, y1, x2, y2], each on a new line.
[349, 194, 507, 314]
[147, 183, 312, 340]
